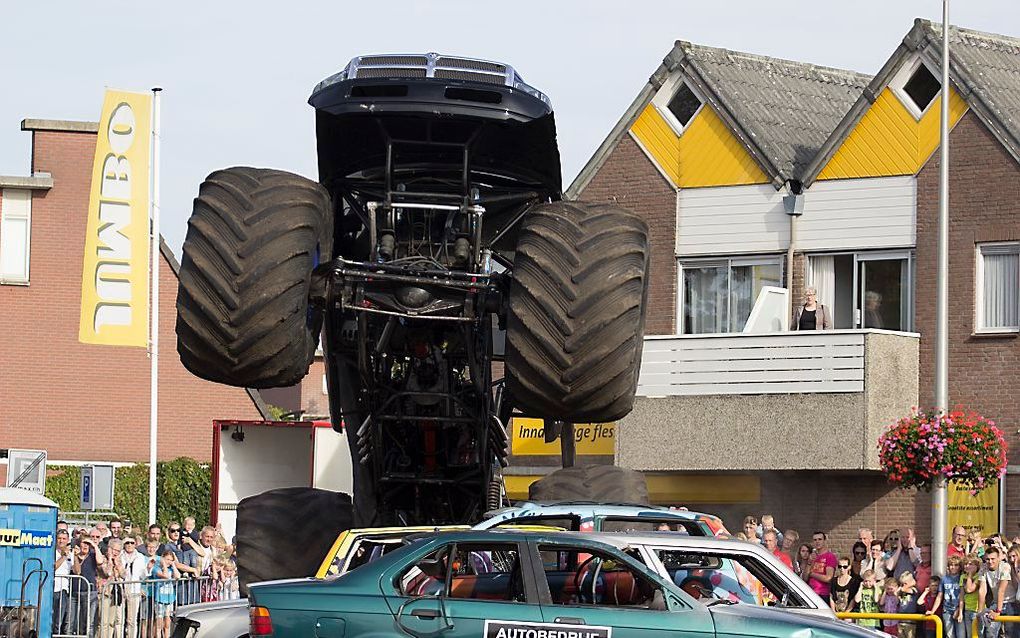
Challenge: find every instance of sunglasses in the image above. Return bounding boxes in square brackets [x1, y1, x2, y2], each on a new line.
[839, 565, 850, 569]
[169, 528, 181, 533]
[854, 551, 866, 556]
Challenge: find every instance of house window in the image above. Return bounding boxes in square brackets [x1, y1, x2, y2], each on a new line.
[890, 57, 941, 119]
[652, 74, 704, 134]
[680, 257, 782, 334]
[667, 83, 702, 128]
[808, 252, 912, 331]
[0, 189, 32, 284]
[976, 243, 1020, 332]
[903, 64, 940, 112]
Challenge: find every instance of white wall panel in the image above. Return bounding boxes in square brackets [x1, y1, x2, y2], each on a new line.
[676, 176, 916, 257]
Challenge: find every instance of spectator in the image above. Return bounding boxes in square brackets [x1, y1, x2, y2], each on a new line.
[120, 537, 147, 638]
[57, 520, 70, 533]
[781, 530, 800, 571]
[881, 577, 901, 636]
[96, 522, 110, 540]
[217, 559, 240, 600]
[183, 517, 200, 544]
[808, 531, 837, 604]
[916, 545, 933, 590]
[53, 529, 72, 636]
[863, 540, 889, 581]
[758, 515, 783, 547]
[794, 287, 832, 330]
[109, 518, 123, 539]
[1005, 546, 1020, 638]
[854, 569, 882, 630]
[949, 526, 968, 558]
[897, 571, 920, 638]
[99, 519, 121, 554]
[919, 575, 942, 638]
[978, 546, 1010, 638]
[961, 555, 982, 638]
[859, 528, 875, 551]
[940, 556, 964, 638]
[763, 530, 793, 569]
[830, 555, 859, 613]
[150, 550, 179, 638]
[884, 529, 901, 555]
[851, 541, 869, 577]
[97, 538, 125, 638]
[743, 516, 761, 543]
[71, 527, 104, 637]
[166, 522, 200, 605]
[141, 524, 166, 557]
[968, 531, 985, 558]
[797, 543, 813, 580]
[886, 528, 921, 580]
[123, 521, 134, 539]
[195, 526, 222, 602]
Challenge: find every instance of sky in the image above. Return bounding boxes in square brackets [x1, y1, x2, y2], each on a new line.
[1, 1, 1018, 255]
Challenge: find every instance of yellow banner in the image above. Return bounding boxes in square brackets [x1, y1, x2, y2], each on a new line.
[511, 418, 615, 456]
[79, 90, 152, 347]
[947, 480, 999, 538]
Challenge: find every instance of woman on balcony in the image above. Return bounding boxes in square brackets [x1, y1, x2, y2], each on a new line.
[794, 287, 832, 330]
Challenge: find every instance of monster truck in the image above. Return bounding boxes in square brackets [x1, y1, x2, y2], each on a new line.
[176, 53, 649, 584]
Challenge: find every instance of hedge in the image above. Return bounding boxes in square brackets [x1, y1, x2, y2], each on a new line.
[45, 457, 211, 528]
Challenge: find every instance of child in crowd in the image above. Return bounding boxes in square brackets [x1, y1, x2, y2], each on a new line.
[897, 571, 920, 638]
[958, 556, 982, 638]
[881, 577, 902, 636]
[855, 570, 882, 630]
[151, 549, 179, 638]
[939, 557, 963, 638]
[918, 574, 942, 638]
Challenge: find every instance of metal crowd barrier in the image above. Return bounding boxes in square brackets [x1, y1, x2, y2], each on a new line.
[837, 612, 944, 638]
[970, 614, 1020, 638]
[50, 575, 234, 638]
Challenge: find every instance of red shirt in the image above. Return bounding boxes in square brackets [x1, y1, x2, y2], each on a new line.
[773, 549, 794, 569]
[948, 544, 966, 558]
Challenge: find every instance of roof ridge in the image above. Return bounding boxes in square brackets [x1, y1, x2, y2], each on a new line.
[676, 40, 871, 82]
[916, 18, 1020, 49]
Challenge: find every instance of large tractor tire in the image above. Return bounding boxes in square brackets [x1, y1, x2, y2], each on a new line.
[528, 465, 649, 504]
[176, 167, 332, 388]
[235, 488, 353, 594]
[505, 201, 649, 423]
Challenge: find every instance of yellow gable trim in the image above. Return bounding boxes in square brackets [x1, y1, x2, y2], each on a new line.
[818, 87, 969, 180]
[630, 104, 769, 188]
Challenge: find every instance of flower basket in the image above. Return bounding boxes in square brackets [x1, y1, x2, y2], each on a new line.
[878, 409, 1008, 493]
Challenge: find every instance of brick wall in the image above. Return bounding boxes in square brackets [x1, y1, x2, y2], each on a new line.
[915, 111, 1020, 517]
[0, 126, 262, 476]
[577, 136, 678, 335]
[701, 472, 931, 557]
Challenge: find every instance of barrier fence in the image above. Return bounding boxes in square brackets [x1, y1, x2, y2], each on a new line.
[971, 615, 1020, 638]
[53, 574, 239, 638]
[836, 612, 944, 638]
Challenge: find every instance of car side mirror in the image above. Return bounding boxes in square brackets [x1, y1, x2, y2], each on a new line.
[419, 557, 446, 580]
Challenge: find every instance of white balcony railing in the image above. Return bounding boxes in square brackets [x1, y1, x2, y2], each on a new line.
[637, 329, 917, 397]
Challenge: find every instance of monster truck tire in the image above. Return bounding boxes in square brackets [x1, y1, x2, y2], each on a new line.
[176, 167, 332, 388]
[236, 488, 353, 594]
[528, 465, 649, 504]
[505, 201, 649, 423]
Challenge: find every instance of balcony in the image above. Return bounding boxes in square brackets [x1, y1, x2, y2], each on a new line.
[617, 329, 918, 472]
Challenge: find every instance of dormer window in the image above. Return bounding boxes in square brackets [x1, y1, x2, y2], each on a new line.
[667, 83, 702, 128]
[903, 64, 940, 112]
[890, 57, 941, 119]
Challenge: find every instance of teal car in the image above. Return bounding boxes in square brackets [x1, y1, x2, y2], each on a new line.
[247, 530, 876, 638]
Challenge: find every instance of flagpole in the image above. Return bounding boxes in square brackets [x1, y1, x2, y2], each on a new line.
[932, 1, 950, 576]
[149, 86, 162, 526]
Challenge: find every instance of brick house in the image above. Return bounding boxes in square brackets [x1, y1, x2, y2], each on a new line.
[554, 19, 1020, 549]
[0, 119, 266, 485]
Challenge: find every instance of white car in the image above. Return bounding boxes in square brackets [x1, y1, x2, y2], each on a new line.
[585, 531, 834, 619]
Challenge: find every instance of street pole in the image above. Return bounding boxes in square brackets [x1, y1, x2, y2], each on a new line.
[932, 1, 950, 576]
[148, 87, 163, 526]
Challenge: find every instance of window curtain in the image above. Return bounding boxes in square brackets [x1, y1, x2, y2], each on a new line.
[684, 266, 728, 334]
[983, 252, 1019, 328]
[809, 255, 836, 316]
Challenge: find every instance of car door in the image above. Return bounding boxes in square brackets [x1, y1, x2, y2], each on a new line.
[530, 541, 715, 638]
[388, 540, 545, 638]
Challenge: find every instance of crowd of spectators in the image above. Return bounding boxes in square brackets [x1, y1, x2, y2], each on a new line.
[53, 516, 239, 638]
[739, 515, 1019, 638]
